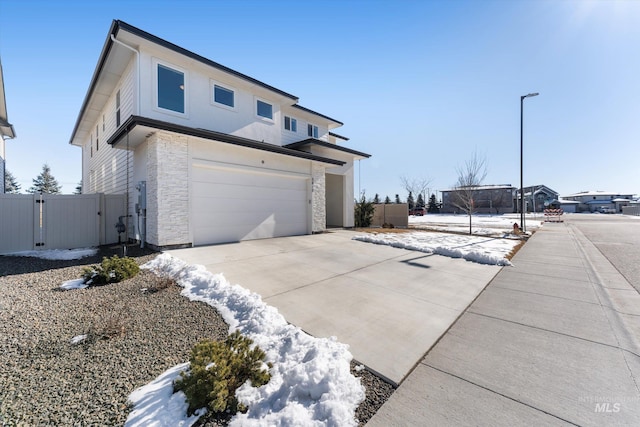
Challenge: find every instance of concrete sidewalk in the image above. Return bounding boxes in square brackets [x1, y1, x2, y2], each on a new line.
[167, 229, 501, 385]
[368, 222, 640, 426]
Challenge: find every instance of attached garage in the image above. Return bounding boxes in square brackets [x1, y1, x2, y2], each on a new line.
[191, 159, 310, 245]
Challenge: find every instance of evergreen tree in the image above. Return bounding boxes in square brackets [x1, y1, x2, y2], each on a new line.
[4, 169, 21, 194]
[384, 195, 391, 204]
[74, 180, 83, 195]
[354, 192, 375, 227]
[28, 164, 62, 194]
[428, 193, 439, 213]
[395, 194, 401, 204]
[407, 191, 415, 209]
[373, 193, 380, 204]
[416, 193, 425, 208]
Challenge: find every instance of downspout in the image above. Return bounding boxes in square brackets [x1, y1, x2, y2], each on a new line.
[110, 34, 140, 115]
[110, 33, 141, 251]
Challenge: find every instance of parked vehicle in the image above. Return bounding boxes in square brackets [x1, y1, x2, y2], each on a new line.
[409, 207, 426, 216]
[598, 207, 616, 214]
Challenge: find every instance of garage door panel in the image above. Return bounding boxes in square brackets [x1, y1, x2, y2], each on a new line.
[192, 163, 310, 245]
[193, 183, 306, 204]
[193, 167, 307, 190]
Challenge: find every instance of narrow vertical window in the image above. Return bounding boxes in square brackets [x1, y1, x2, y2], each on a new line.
[307, 124, 318, 138]
[102, 115, 105, 131]
[157, 64, 185, 113]
[116, 90, 121, 127]
[96, 125, 99, 151]
[284, 116, 297, 132]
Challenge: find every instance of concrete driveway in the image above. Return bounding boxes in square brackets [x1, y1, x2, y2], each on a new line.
[166, 229, 502, 385]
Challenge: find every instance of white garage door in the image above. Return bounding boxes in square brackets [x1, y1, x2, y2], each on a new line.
[192, 161, 309, 245]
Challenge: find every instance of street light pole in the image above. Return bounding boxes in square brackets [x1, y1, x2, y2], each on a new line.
[520, 92, 539, 233]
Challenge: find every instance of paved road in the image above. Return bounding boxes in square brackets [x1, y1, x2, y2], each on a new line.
[566, 214, 640, 292]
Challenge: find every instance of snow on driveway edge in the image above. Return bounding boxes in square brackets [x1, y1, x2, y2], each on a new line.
[129, 253, 364, 426]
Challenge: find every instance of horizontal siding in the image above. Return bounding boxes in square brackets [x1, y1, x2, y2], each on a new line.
[85, 60, 136, 196]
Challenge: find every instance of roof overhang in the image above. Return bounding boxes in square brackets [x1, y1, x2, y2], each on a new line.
[108, 116, 345, 167]
[284, 138, 371, 160]
[0, 61, 15, 139]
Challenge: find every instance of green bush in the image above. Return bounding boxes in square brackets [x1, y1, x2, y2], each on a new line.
[354, 192, 375, 227]
[82, 255, 140, 285]
[175, 331, 272, 415]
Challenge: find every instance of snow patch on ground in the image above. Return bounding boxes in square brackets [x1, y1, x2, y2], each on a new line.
[409, 213, 543, 235]
[126, 254, 364, 427]
[60, 278, 88, 290]
[354, 231, 518, 266]
[126, 362, 204, 427]
[4, 248, 97, 260]
[70, 334, 88, 345]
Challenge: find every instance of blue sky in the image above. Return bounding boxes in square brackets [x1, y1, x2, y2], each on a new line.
[1, 0, 638, 199]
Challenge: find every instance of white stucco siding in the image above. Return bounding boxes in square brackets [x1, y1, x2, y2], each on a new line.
[326, 161, 355, 228]
[136, 48, 284, 146]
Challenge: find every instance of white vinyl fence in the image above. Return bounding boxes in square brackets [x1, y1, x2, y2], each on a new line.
[0, 193, 125, 254]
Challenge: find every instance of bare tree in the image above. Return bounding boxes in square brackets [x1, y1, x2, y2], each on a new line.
[450, 151, 488, 234]
[400, 175, 432, 203]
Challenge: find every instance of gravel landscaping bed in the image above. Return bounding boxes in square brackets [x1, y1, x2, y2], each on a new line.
[0, 245, 393, 425]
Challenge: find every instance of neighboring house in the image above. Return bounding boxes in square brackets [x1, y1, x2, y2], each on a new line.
[0, 58, 17, 193]
[441, 185, 516, 214]
[517, 185, 559, 213]
[69, 20, 370, 249]
[562, 191, 636, 213]
[555, 199, 579, 214]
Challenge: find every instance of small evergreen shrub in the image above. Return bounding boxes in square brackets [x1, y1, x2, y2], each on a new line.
[354, 192, 375, 228]
[175, 331, 272, 415]
[83, 255, 140, 285]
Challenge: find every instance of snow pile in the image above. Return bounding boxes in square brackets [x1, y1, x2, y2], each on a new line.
[354, 232, 518, 266]
[127, 254, 364, 426]
[126, 363, 204, 427]
[4, 248, 97, 260]
[60, 278, 88, 290]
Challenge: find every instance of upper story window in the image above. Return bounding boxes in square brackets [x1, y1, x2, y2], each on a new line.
[116, 90, 121, 127]
[256, 99, 273, 120]
[213, 84, 235, 108]
[157, 63, 185, 114]
[284, 116, 297, 132]
[308, 124, 319, 138]
[96, 125, 99, 151]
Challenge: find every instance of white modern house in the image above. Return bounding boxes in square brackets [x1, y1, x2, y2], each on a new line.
[1, 58, 17, 193]
[562, 191, 636, 213]
[69, 20, 369, 249]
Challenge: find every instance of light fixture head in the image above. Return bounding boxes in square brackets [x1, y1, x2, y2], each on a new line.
[523, 92, 539, 98]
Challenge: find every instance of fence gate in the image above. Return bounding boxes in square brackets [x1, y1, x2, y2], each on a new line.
[0, 194, 102, 254]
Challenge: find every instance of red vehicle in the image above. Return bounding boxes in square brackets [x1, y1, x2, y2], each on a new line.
[409, 207, 426, 216]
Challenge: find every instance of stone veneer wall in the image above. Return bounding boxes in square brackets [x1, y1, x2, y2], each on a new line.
[146, 132, 190, 247]
[312, 164, 326, 233]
